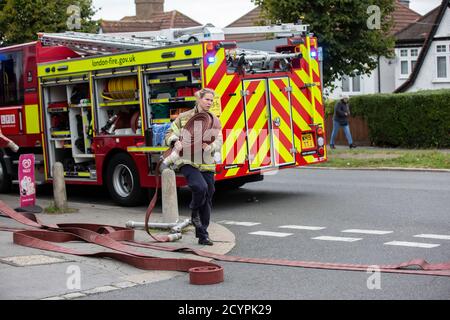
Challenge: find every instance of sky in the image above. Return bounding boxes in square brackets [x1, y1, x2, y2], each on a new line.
[92, 0, 443, 28]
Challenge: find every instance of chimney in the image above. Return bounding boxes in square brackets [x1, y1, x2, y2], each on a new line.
[135, 0, 164, 20]
[399, 0, 410, 8]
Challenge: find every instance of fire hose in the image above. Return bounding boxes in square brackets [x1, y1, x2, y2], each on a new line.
[0, 200, 224, 285]
[1, 197, 450, 289]
[144, 111, 221, 243]
[1, 116, 449, 284]
[0, 127, 19, 152]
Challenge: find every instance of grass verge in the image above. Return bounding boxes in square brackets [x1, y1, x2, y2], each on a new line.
[316, 148, 450, 169]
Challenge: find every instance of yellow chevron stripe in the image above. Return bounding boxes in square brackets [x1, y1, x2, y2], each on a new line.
[291, 107, 311, 131]
[304, 155, 317, 164]
[269, 101, 294, 149]
[273, 133, 293, 163]
[220, 84, 241, 126]
[291, 89, 313, 121]
[222, 114, 245, 162]
[225, 167, 240, 177]
[252, 135, 271, 168]
[205, 50, 225, 84]
[312, 86, 323, 104]
[214, 74, 233, 97]
[248, 108, 268, 150]
[309, 57, 320, 76]
[270, 79, 289, 106]
[245, 81, 265, 116]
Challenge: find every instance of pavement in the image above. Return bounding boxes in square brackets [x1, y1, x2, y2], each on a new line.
[0, 193, 236, 300]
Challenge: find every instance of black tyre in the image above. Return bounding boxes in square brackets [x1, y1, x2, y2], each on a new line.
[0, 156, 12, 193]
[106, 153, 145, 206]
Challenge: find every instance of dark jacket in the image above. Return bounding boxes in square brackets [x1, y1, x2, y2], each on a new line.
[333, 100, 350, 125]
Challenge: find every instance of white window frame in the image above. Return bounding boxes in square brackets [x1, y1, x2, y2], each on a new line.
[398, 47, 421, 79]
[434, 42, 450, 82]
[341, 74, 362, 93]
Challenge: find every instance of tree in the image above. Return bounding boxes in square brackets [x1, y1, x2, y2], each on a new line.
[0, 0, 99, 46]
[252, 0, 396, 88]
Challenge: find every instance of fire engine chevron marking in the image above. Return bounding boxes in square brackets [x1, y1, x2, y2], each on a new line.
[273, 134, 291, 164]
[214, 73, 233, 97]
[252, 135, 271, 168]
[205, 49, 225, 85]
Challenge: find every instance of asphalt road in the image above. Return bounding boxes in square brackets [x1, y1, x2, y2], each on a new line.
[67, 168, 450, 300]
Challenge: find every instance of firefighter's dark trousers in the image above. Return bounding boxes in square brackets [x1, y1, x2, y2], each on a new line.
[180, 165, 215, 241]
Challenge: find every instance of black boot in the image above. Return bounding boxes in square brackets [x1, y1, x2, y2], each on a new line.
[191, 209, 202, 228]
[349, 143, 357, 149]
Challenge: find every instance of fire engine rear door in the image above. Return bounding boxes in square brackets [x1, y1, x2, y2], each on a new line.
[243, 79, 272, 171]
[268, 77, 295, 166]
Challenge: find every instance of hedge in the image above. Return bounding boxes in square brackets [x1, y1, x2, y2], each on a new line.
[325, 90, 450, 148]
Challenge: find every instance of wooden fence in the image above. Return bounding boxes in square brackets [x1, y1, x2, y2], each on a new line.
[324, 116, 371, 146]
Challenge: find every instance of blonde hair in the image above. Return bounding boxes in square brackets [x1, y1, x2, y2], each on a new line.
[195, 88, 215, 100]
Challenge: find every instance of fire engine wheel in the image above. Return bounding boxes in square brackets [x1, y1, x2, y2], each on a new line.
[0, 157, 12, 193]
[106, 154, 145, 207]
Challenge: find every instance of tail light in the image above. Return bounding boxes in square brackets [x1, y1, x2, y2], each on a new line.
[318, 147, 325, 157]
[316, 126, 325, 148]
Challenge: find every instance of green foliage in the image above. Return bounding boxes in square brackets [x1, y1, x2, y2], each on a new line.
[338, 90, 450, 148]
[0, 0, 99, 46]
[252, 0, 396, 88]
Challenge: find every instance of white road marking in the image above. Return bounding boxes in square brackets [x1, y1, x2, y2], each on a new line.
[218, 221, 261, 227]
[312, 236, 362, 242]
[249, 231, 293, 238]
[279, 225, 326, 231]
[414, 234, 450, 241]
[341, 229, 393, 235]
[384, 241, 440, 249]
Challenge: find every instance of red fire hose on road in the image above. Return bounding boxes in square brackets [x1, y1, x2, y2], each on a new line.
[1, 200, 450, 288]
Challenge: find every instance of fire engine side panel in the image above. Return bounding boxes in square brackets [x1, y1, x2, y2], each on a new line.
[37, 45, 204, 78]
[0, 43, 41, 148]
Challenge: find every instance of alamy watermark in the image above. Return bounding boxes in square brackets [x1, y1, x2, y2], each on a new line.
[367, 5, 381, 30]
[366, 265, 382, 290]
[67, 5, 82, 31]
[66, 265, 82, 290]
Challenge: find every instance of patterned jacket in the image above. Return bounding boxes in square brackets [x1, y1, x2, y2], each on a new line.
[165, 107, 223, 172]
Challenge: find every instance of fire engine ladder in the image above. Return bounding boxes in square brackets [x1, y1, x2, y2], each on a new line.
[38, 31, 177, 54]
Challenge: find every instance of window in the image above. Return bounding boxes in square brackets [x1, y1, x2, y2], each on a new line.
[341, 76, 350, 92]
[398, 48, 421, 78]
[437, 56, 447, 78]
[435, 43, 450, 79]
[401, 61, 409, 75]
[341, 75, 361, 92]
[352, 76, 361, 92]
[437, 45, 447, 53]
[0, 50, 24, 106]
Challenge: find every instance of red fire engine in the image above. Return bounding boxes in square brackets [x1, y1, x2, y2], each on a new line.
[0, 25, 327, 206]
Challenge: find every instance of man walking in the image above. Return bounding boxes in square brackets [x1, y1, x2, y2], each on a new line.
[330, 94, 356, 149]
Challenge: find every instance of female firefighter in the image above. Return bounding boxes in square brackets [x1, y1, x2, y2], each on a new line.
[164, 88, 223, 246]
